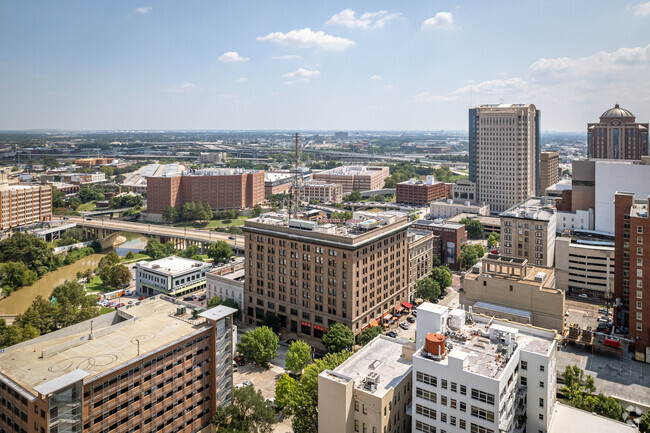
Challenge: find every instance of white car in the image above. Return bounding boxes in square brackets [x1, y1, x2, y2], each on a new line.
[235, 381, 252, 389]
[578, 294, 588, 299]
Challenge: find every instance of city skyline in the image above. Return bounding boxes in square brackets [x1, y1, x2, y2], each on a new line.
[0, 0, 649, 131]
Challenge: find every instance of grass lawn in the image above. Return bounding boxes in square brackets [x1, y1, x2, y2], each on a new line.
[121, 253, 150, 264]
[86, 276, 113, 293]
[99, 306, 115, 315]
[78, 201, 97, 212]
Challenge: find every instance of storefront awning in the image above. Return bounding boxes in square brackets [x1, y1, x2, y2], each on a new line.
[369, 320, 379, 327]
[383, 313, 393, 320]
[396, 306, 405, 313]
[314, 325, 324, 331]
[402, 301, 413, 309]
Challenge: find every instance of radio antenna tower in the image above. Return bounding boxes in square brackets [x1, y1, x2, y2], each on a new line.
[289, 133, 303, 221]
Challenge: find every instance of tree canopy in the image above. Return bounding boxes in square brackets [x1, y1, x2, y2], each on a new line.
[0, 233, 58, 277]
[207, 241, 234, 263]
[321, 323, 354, 353]
[416, 277, 441, 302]
[286, 340, 313, 375]
[561, 365, 626, 422]
[460, 217, 484, 239]
[213, 385, 275, 433]
[430, 266, 452, 290]
[345, 190, 362, 202]
[458, 244, 486, 269]
[356, 325, 382, 346]
[238, 326, 279, 368]
[487, 232, 501, 249]
[144, 239, 177, 260]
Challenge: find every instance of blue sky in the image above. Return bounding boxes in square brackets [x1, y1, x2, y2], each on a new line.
[0, 1, 649, 131]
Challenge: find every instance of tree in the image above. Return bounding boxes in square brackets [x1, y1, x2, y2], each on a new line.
[0, 233, 58, 276]
[274, 373, 297, 410]
[78, 188, 104, 203]
[125, 251, 135, 260]
[181, 201, 196, 221]
[0, 262, 38, 290]
[98, 251, 120, 270]
[238, 326, 279, 367]
[487, 232, 501, 249]
[203, 202, 213, 220]
[213, 385, 276, 433]
[286, 340, 312, 375]
[416, 277, 441, 302]
[356, 326, 382, 346]
[430, 266, 452, 290]
[207, 241, 233, 263]
[208, 295, 222, 308]
[225, 209, 237, 220]
[252, 204, 263, 217]
[345, 190, 362, 202]
[144, 239, 176, 260]
[561, 365, 627, 422]
[460, 218, 484, 239]
[162, 206, 179, 223]
[330, 210, 352, 222]
[99, 166, 114, 177]
[640, 411, 650, 433]
[458, 244, 486, 269]
[178, 244, 201, 260]
[561, 365, 596, 402]
[321, 323, 354, 353]
[41, 156, 60, 170]
[107, 264, 131, 288]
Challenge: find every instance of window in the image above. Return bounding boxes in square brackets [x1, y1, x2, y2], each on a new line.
[460, 385, 467, 395]
[539, 414, 544, 420]
[539, 365, 544, 372]
[355, 420, 359, 432]
[460, 402, 467, 412]
[441, 395, 447, 405]
[415, 420, 436, 433]
[637, 312, 643, 321]
[355, 401, 359, 411]
[451, 382, 457, 392]
[471, 389, 495, 405]
[521, 361, 527, 370]
[638, 226, 644, 234]
[470, 424, 494, 433]
[416, 372, 437, 387]
[363, 404, 367, 415]
[638, 247, 643, 256]
[451, 416, 457, 427]
[416, 388, 437, 403]
[441, 413, 447, 423]
[471, 406, 495, 422]
[441, 379, 448, 389]
[451, 399, 457, 409]
[539, 398, 544, 408]
[415, 404, 437, 420]
[460, 419, 466, 430]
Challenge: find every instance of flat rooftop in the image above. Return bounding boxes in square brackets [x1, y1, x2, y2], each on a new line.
[412, 219, 465, 230]
[317, 165, 387, 176]
[432, 199, 487, 207]
[136, 256, 209, 275]
[446, 213, 500, 226]
[264, 172, 293, 182]
[501, 197, 556, 221]
[325, 336, 412, 397]
[208, 268, 245, 281]
[415, 310, 555, 379]
[0, 298, 207, 396]
[548, 402, 637, 433]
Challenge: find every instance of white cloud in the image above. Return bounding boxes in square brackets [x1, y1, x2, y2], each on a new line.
[164, 82, 198, 92]
[282, 67, 321, 83]
[369, 75, 383, 81]
[257, 28, 355, 52]
[451, 77, 528, 95]
[235, 77, 248, 83]
[135, 6, 152, 14]
[271, 54, 301, 60]
[384, 84, 394, 90]
[413, 92, 458, 103]
[421, 12, 454, 31]
[327, 9, 401, 30]
[218, 51, 249, 63]
[634, 1, 650, 16]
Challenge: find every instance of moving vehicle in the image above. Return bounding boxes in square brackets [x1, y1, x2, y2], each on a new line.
[199, 294, 207, 301]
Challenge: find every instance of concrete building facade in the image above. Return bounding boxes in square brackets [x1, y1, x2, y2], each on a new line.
[242, 211, 410, 339]
[0, 175, 52, 230]
[587, 104, 649, 159]
[408, 229, 436, 302]
[300, 180, 343, 203]
[412, 303, 557, 433]
[0, 298, 236, 433]
[452, 179, 477, 201]
[614, 192, 650, 361]
[470, 104, 541, 213]
[206, 268, 245, 310]
[540, 151, 559, 195]
[318, 336, 414, 433]
[136, 256, 211, 297]
[430, 199, 490, 220]
[554, 235, 614, 300]
[314, 166, 389, 193]
[500, 197, 557, 267]
[147, 168, 265, 214]
[396, 176, 449, 206]
[460, 254, 565, 332]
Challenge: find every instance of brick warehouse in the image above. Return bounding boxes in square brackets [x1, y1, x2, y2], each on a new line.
[147, 168, 264, 214]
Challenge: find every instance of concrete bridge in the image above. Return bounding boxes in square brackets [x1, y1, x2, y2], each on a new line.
[58, 217, 245, 253]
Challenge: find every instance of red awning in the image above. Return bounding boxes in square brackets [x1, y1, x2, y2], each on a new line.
[314, 325, 324, 331]
[301, 321, 311, 327]
[402, 301, 413, 309]
[369, 320, 379, 327]
[396, 306, 405, 313]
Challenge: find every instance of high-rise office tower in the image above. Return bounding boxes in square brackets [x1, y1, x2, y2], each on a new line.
[469, 104, 541, 213]
[588, 104, 649, 160]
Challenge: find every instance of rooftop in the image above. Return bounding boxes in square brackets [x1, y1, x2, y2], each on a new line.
[0, 298, 208, 397]
[264, 172, 294, 182]
[446, 213, 500, 226]
[548, 402, 637, 433]
[136, 256, 210, 275]
[501, 197, 556, 221]
[412, 219, 465, 230]
[600, 103, 635, 119]
[399, 176, 440, 186]
[317, 165, 387, 176]
[323, 335, 412, 397]
[432, 198, 488, 207]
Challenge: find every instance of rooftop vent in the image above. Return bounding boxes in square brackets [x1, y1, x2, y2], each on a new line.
[364, 371, 381, 391]
[534, 272, 546, 282]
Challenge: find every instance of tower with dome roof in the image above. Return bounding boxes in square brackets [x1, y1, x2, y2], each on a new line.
[588, 104, 648, 159]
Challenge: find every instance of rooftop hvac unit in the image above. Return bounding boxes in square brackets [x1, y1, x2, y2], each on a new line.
[534, 272, 546, 282]
[364, 372, 381, 391]
[152, 264, 160, 269]
[176, 306, 186, 316]
[472, 263, 482, 274]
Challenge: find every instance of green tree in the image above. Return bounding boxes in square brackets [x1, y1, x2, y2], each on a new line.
[330, 210, 352, 222]
[78, 188, 104, 203]
[416, 277, 441, 302]
[640, 411, 650, 433]
[430, 266, 452, 290]
[203, 202, 213, 220]
[162, 206, 179, 223]
[345, 190, 362, 202]
[181, 201, 196, 221]
[458, 244, 486, 269]
[487, 232, 501, 249]
[144, 239, 176, 260]
[178, 245, 201, 260]
[252, 204, 263, 217]
[225, 209, 237, 220]
[286, 340, 312, 375]
[207, 241, 234, 263]
[238, 326, 279, 368]
[208, 295, 223, 308]
[561, 365, 596, 402]
[0, 233, 58, 276]
[0, 262, 38, 290]
[321, 323, 354, 353]
[99, 166, 114, 177]
[213, 385, 276, 433]
[356, 326, 382, 346]
[41, 156, 60, 170]
[107, 264, 131, 288]
[125, 251, 135, 260]
[460, 218, 484, 239]
[98, 251, 120, 270]
[58, 227, 85, 246]
[52, 187, 66, 208]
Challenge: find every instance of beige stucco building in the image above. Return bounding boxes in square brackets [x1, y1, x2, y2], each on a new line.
[407, 229, 436, 302]
[318, 335, 414, 433]
[0, 173, 52, 230]
[300, 180, 343, 203]
[540, 151, 559, 194]
[460, 254, 565, 332]
[314, 165, 389, 193]
[430, 198, 490, 219]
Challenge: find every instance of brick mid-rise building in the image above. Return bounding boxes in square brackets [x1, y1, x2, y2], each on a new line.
[588, 104, 649, 160]
[410, 220, 467, 270]
[147, 168, 265, 214]
[540, 151, 559, 194]
[396, 176, 449, 206]
[243, 211, 410, 339]
[614, 192, 650, 361]
[0, 298, 236, 433]
[314, 165, 389, 193]
[0, 174, 52, 230]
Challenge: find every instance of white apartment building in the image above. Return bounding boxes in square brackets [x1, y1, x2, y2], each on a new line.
[556, 209, 594, 232]
[206, 268, 245, 308]
[413, 303, 557, 433]
[135, 255, 211, 297]
[430, 199, 490, 219]
[471, 104, 540, 214]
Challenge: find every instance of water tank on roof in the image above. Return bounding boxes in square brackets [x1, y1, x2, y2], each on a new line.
[425, 333, 446, 358]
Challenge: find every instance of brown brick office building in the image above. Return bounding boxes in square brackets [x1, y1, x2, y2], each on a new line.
[242, 212, 411, 339]
[411, 219, 467, 270]
[147, 168, 265, 214]
[396, 176, 450, 206]
[614, 192, 650, 361]
[0, 299, 236, 433]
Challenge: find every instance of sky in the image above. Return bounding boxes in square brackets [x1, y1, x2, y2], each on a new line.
[0, 0, 649, 132]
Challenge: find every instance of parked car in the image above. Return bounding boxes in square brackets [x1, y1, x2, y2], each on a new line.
[565, 310, 570, 317]
[235, 381, 252, 389]
[407, 316, 416, 323]
[228, 236, 236, 240]
[128, 300, 134, 305]
[386, 331, 398, 338]
[138, 296, 146, 301]
[399, 322, 409, 330]
[598, 307, 608, 314]
[412, 310, 418, 317]
[265, 398, 278, 410]
[183, 296, 194, 301]
[578, 294, 588, 299]
[199, 294, 207, 301]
